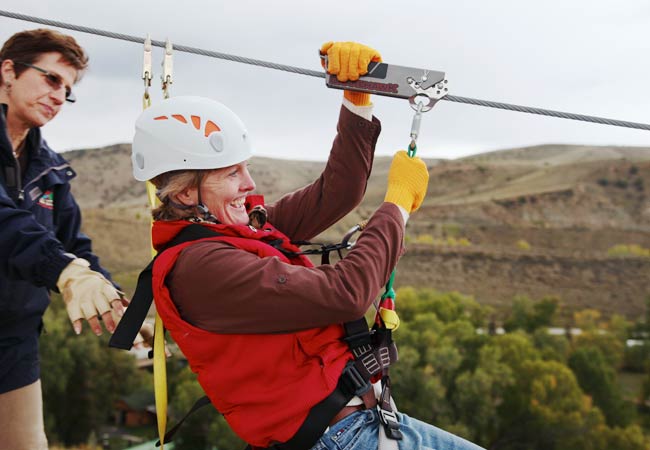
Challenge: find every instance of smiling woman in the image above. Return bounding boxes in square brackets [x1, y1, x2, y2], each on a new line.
[0, 28, 127, 450]
[122, 40, 484, 450]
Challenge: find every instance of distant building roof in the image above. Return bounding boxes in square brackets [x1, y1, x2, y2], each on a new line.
[123, 439, 175, 450]
[119, 390, 155, 411]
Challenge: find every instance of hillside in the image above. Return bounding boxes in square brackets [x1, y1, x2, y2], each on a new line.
[65, 143, 650, 320]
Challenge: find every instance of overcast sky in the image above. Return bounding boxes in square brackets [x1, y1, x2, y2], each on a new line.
[0, 0, 648, 161]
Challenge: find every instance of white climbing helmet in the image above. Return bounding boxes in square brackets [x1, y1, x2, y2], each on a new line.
[132, 96, 253, 181]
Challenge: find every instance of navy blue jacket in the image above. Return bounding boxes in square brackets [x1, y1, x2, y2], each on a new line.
[0, 104, 112, 340]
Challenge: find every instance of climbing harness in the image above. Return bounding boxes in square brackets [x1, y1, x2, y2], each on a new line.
[112, 216, 400, 449]
[0, 9, 648, 132]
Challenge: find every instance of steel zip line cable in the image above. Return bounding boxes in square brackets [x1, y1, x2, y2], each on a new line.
[1, 9, 649, 132]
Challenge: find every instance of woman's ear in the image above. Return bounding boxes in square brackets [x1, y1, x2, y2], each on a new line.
[173, 186, 198, 207]
[0, 59, 16, 85]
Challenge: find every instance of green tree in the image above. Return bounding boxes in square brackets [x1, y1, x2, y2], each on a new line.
[531, 328, 569, 363]
[41, 294, 150, 446]
[568, 346, 634, 427]
[573, 330, 625, 370]
[503, 296, 559, 333]
[491, 359, 603, 450]
[592, 424, 648, 450]
[170, 367, 244, 450]
[454, 344, 515, 444]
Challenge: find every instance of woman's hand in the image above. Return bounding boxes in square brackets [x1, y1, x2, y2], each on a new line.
[56, 258, 128, 335]
[320, 41, 382, 106]
[384, 150, 430, 213]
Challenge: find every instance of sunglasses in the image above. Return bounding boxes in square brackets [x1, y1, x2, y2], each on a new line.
[14, 61, 76, 103]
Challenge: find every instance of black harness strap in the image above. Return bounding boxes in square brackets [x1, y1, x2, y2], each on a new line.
[155, 395, 213, 447]
[109, 224, 224, 350]
[264, 361, 369, 450]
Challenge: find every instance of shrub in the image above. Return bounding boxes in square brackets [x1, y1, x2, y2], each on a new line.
[607, 244, 650, 258]
[614, 179, 629, 189]
[415, 234, 435, 244]
[633, 178, 644, 192]
[516, 239, 531, 250]
[442, 223, 461, 237]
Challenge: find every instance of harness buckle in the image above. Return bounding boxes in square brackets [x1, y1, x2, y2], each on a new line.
[377, 407, 403, 440]
[341, 362, 372, 397]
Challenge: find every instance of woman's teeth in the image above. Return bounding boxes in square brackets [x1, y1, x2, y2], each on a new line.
[230, 198, 245, 208]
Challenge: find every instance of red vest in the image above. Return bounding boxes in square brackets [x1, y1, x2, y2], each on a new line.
[151, 217, 354, 447]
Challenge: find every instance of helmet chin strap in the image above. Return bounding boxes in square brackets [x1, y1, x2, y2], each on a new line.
[192, 171, 257, 226]
[195, 172, 219, 223]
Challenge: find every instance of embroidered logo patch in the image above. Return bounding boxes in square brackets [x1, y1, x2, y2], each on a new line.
[38, 190, 54, 210]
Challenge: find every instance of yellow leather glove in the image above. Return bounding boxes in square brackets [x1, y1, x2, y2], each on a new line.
[320, 41, 382, 106]
[384, 151, 430, 213]
[56, 258, 127, 335]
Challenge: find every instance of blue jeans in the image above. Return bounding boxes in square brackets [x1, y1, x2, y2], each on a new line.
[310, 409, 484, 450]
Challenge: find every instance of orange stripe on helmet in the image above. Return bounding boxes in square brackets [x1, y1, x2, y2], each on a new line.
[156, 114, 222, 139]
[204, 120, 221, 137]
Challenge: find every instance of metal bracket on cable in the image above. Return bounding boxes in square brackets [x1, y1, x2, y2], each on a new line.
[325, 61, 449, 155]
[325, 61, 448, 101]
[161, 38, 173, 99]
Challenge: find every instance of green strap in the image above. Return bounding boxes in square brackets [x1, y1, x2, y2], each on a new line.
[382, 270, 396, 300]
[407, 142, 417, 158]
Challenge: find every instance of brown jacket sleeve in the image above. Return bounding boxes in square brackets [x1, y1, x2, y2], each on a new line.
[265, 105, 381, 241]
[168, 203, 405, 333]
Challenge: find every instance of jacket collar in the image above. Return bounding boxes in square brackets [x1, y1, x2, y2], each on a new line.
[0, 103, 44, 166]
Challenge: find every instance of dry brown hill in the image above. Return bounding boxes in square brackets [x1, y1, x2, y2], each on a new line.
[65, 143, 650, 320]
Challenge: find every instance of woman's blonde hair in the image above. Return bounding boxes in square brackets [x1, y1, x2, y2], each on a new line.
[150, 170, 208, 221]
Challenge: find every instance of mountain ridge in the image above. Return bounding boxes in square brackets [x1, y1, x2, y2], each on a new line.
[64, 143, 650, 319]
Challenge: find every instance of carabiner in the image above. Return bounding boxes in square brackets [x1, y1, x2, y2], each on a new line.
[161, 38, 173, 99]
[142, 34, 153, 109]
[406, 78, 449, 157]
[408, 100, 425, 156]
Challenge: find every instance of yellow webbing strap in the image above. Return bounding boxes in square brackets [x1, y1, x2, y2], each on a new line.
[153, 310, 168, 447]
[147, 181, 168, 448]
[143, 34, 168, 443]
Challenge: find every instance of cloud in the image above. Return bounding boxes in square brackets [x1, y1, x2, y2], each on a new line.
[1, 0, 648, 160]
